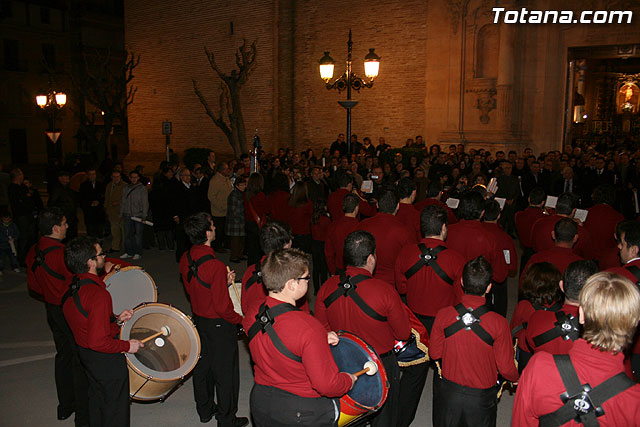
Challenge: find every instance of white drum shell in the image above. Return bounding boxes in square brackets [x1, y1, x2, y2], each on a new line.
[104, 266, 157, 315]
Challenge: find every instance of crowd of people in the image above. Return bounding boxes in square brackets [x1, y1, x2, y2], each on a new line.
[6, 131, 640, 427]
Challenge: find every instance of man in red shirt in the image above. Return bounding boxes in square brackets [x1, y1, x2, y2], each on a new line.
[327, 172, 376, 220]
[513, 272, 640, 426]
[179, 212, 248, 426]
[325, 194, 359, 275]
[414, 181, 457, 225]
[525, 260, 598, 355]
[356, 190, 415, 286]
[521, 218, 583, 281]
[62, 236, 143, 427]
[315, 230, 411, 427]
[585, 184, 624, 260]
[25, 207, 89, 425]
[245, 248, 356, 426]
[395, 178, 421, 241]
[515, 187, 547, 273]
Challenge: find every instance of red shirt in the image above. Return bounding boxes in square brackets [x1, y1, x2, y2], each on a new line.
[395, 203, 422, 241]
[179, 245, 242, 324]
[525, 303, 580, 355]
[315, 266, 411, 354]
[599, 246, 621, 270]
[26, 237, 73, 305]
[584, 203, 624, 252]
[447, 219, 508, 283]
[324, 216, 359, 274]
[482, 222, 518, 275]
[530, 214, 593, 259]
[63, 273, 129, 353]
[243, 296, 352, 398]
[430, 294, 519, 388]
[285, 201, 313, 235]
[267, 190, 290, 223]
[414, 198, 457, 225]
[515, 207, 546, 249]
[356, 212, 416, 286]
[245, 192, 268, 223]
[394, 238, 465, 317]
[513, 339, 640, 426]
[520, 246, 583, 283]
[327, 188, 376, 221]
[510, 300, 561, 352]
[311, 215, 331, 242]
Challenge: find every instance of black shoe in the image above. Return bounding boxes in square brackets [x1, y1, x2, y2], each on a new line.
[200, 413, 214, 423]
[57, 407, 74, 420]
[232, 417, 249, 427]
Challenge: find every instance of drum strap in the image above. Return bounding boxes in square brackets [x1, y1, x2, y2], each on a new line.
[186, 250, 216, 289]
[247, 303, 302, 363]
[532, 311, 581, 348]
[60, 277, 102, 318]
[32, 245, 66, 281]
[323, 273, 387, 322]
[444, 304, 494, 346]
[511, 301, 562, 338]
[539, 355, 634, 427]
[244, 261, 262, 291]
[624, 265, 640, 286]
[404, 244, 453, 285]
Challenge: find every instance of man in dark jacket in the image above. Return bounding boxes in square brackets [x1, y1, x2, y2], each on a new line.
[48, 171, 78, 241]
[79, 169, 105, 238]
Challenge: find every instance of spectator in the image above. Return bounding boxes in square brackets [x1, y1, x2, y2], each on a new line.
[119, 170, 148, 260]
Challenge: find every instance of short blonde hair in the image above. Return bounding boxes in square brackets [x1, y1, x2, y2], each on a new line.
[580, 272, 640, 354]
[262, 248, 310, 293]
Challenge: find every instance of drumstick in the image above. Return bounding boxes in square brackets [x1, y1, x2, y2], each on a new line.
[227, 266, 241, 303]
[352, 360, 378, 377]
[140, 326, 170, 344]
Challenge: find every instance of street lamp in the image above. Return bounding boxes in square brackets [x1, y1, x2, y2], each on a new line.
[319, 30, 380, 155]
[36, 86, 67, 144]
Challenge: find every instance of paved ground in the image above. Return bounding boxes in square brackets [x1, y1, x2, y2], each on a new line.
[0, 242, 518, 426]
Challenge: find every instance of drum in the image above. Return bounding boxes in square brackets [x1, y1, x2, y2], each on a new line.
[104, 266, 157, 315]
[120, 303, 201, 401]
[331, 331, 389, 427]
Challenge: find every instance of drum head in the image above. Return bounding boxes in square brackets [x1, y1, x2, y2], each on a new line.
[104, 266, 157, 314]
[331, 332, 386, 409]
[121, 303, 200, 381]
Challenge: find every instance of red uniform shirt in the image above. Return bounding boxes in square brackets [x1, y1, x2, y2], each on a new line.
[599, 246, 621, 270]
[513, 339, 640, 426]
[356, 212, 416, 286]
[520, 246, 583, 283]
[311, 215, 331, 242]
[267, 190, 290, 223]
[482, 222, 518, 275]
[324, 216, 359, 274]
[62, 273, 129, 353]
[327, 188, 376, 221]
[525, 303, 580, 355]
[430, 294, 519, 388]
[245, 192, 268, 223]
[414, 198, 457, 225]
[584, 203, 624, 252]
[530, 214, 593, 259]
[315, 266, 411, 354]
[394, 238, 465, 317]
[395, 203, 421, 241]
[447, 219, 508, 283]
[515, 207, 546, 249]
[26, 237, 73, 305]
[510, 300, 561, 352]
[243, 296, 352, 398]
[179, 245, 242, 324]
[285, 201, 313, 235]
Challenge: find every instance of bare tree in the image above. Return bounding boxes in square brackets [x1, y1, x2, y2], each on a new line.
[193, 40, 256, 157]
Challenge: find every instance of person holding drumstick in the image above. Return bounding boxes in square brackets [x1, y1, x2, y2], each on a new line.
[62, 236, 143, 427]
[245, 248, 357, 426]
[179, 212, 248, 426]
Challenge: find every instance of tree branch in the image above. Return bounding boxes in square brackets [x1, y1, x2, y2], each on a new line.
[193, 79, 232, 138]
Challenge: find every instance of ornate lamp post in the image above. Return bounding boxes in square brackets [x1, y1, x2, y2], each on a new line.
[36, 85, 67, 145]
[319, 30, 380, 155]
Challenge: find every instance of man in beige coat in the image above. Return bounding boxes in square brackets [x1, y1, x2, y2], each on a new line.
[104, 170, 126, 252]
[207, 162, 232, 252]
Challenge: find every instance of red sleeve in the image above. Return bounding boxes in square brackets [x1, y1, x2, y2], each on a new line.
[490, 238, 509, 283]
[394, 246, 410, 295]
[313, 283, 333, 331]
[359, 199, 377, 217]
[385, 289, 411, 341]
[429, 309, 447, 360]
[493, 318, 519, 382]
[506, 235, 518, 275]
[512, 354, 545, 426]
[87, 289, 130, 354]
[207, 261, 243, 325]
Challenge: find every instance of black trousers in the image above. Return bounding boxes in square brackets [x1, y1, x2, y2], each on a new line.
[15, 215, 37, 266]
[77, 347, 129, 427]
[488, 279, 508, 317]
[45, 303, 89, 425]
[175, 223, 192, 262]
[365, 352, 401, 427]
[632, 353, 640, 382]
[246, 221, 263, 266]
[192, 316, 240, 427]
[433, 376, 497, 427]
[212, 216, 227, 250]
[311, 239, 328, 294]
[250, 384, 337, 427]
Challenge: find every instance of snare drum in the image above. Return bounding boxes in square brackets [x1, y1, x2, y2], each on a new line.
[120, 303, 201, 401]
[331, 331, 389, 427]
[104, 266, 157, 315]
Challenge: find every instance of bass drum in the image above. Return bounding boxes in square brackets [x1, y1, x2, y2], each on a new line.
[104, 265, 157, 315]
[331, 331, 389, 427]
[120, 303, 201, 401]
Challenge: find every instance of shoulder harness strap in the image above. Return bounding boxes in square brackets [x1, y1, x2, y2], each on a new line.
[404, 244, 454, 285]
[444, 303, 494, 346]
[624, 265, 640, 286]
[539, 354, 635, 427]
[32, 245, 66, 281]
[245, 260, 262, 291]
[247, 303, 302, 363]
[61, 277, 102, 318]
[323, 273, 387, 322]
[532, 311, 581, 348]
[532, 300, 564, 312]
[186, 250, 216, 289]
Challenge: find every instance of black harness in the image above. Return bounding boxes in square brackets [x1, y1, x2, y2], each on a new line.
[244, 260, 262, 291]
[323, 273, 387, 322]
[532, 311, 581, 348]
[60, 277, 102, 318]
[247, 303, 302, 363]
[624, 265, 640, 286]
[539, 354, 634, 427]
[404, 244, 454, 286]
[186, 250, 216, 289]
[444, 304, 494, 346]
[31, 245, 66, 281]
[511, 300, 563, 338]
